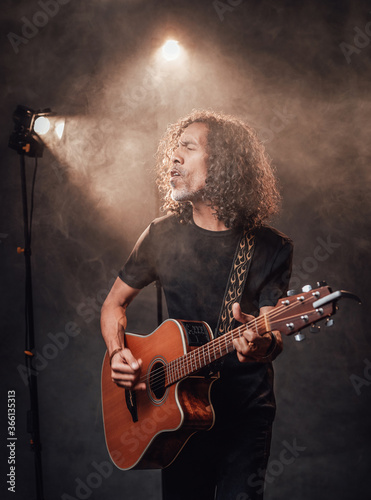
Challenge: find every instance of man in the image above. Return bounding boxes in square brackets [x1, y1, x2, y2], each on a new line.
[101, 110, 293, 499]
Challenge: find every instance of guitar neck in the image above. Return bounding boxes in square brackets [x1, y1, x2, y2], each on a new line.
[165, 317, 270, 386]
[165, 285, 337, 386]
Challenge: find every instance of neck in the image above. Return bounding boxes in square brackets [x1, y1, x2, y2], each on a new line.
[192, 203, 228, 231]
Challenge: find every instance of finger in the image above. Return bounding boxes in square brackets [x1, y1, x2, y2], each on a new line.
[111, 358, 136, 374]
[112, 371, 146, 391]
[111, 368, 144, 383]
[112, 379, 146, 391]
[232, 303, 255, 325]
[118, 348, 141, 370]
[232, 303, 245, 323]
[232, 337, 255, 356]
[240, 326, 260, 343]
[133, 382, 146, 391]
[112, 357, 143, 377]
[111, 371, 134, 384]
[116, 383, 146, 391]
[234, 324, 259, 343]
[241, 329, 273, 347]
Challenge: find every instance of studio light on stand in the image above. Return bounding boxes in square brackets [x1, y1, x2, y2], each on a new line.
[9, 105, 64, 157]
[8, 105, 64, 500]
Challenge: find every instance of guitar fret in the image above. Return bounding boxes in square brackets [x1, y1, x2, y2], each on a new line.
[207, 344, 212, 364]
[171, 361, 175, 384]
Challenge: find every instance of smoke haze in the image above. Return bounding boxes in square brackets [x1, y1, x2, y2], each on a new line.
[0, 0, 370, 498]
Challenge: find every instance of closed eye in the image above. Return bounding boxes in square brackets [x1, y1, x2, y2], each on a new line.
[179, 140, 196, 150]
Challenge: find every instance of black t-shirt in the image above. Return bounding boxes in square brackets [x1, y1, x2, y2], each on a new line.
[119, 214, 293, 422]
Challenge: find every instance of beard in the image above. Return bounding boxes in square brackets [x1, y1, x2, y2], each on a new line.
[170, 185, 206, 203]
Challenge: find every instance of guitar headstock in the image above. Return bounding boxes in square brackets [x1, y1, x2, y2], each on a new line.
[269, 285, 361, 339]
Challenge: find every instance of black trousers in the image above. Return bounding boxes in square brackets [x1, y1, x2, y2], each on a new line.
[161, 416, 272, 500]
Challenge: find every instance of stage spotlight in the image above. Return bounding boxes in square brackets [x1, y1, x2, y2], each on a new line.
[161, 40, 180, 61]
[33, 116, 51, 135]
[8, 105, 64, 157]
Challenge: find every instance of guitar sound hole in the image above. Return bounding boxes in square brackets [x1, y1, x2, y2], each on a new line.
[149, 361, 166, 400]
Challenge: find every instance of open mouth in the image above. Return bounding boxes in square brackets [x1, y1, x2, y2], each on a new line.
[170, 169, 181, 178]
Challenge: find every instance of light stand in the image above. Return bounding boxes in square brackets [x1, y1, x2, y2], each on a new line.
[19, 152, 45, 500]
[9, 105, 63, 500]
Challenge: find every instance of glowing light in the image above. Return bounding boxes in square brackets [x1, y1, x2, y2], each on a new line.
[161, 40, 180, 61]
[9, 105, 64, 158]
[34, 116, 51, 135]
[55, 119, 65, 139]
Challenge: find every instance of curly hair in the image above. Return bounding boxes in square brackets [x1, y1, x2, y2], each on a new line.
[155, 109, 281, 230]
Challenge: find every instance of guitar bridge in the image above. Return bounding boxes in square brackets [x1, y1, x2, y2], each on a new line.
[125, 389, 138, 423]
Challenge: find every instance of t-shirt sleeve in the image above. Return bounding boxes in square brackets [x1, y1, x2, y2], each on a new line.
[118, 224, 157, 289]
[258, 238, 293, 308]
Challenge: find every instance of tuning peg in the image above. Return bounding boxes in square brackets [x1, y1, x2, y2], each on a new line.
[326, 318, 334, 327]
[302, 285, 312, 293]
[287, 289, 296, 297]
[310, 324, 320, 333]
[316, 280, 328, 287]
[294, 332, 306, 341]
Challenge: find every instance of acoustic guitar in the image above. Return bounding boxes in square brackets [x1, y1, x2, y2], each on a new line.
[101, 284, 359, 470]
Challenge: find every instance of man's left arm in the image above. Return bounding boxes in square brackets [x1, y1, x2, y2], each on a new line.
[232, 304, 283, 363]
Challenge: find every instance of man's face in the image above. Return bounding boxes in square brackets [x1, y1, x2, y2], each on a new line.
[170, 122, 209, 203]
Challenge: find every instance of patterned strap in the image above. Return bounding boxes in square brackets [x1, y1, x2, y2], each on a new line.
[215, 230, 255, 337]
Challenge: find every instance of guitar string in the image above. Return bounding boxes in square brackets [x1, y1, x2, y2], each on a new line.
[145, 310, 303, 394]
[133, 294, 324, 392]
[136, 295, 324, 392]
[145, 295, 326, 393]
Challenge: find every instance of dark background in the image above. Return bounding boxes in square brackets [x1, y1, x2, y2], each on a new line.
[1, 0, 370, 499]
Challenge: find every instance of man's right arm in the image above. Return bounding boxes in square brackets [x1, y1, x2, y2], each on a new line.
[100, 277, 146, 390]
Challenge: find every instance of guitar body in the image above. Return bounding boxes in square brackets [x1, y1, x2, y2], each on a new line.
[101, 319, 217, 470]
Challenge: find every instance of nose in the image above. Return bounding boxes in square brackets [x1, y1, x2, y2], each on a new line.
[171, 146, 183, 165]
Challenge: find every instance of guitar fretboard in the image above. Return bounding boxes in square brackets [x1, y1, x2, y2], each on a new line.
[163, 286, 334, 386]
[165, 322, 263, 386]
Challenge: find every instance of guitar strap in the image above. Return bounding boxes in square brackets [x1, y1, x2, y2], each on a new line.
[215, 229, 256, 338]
